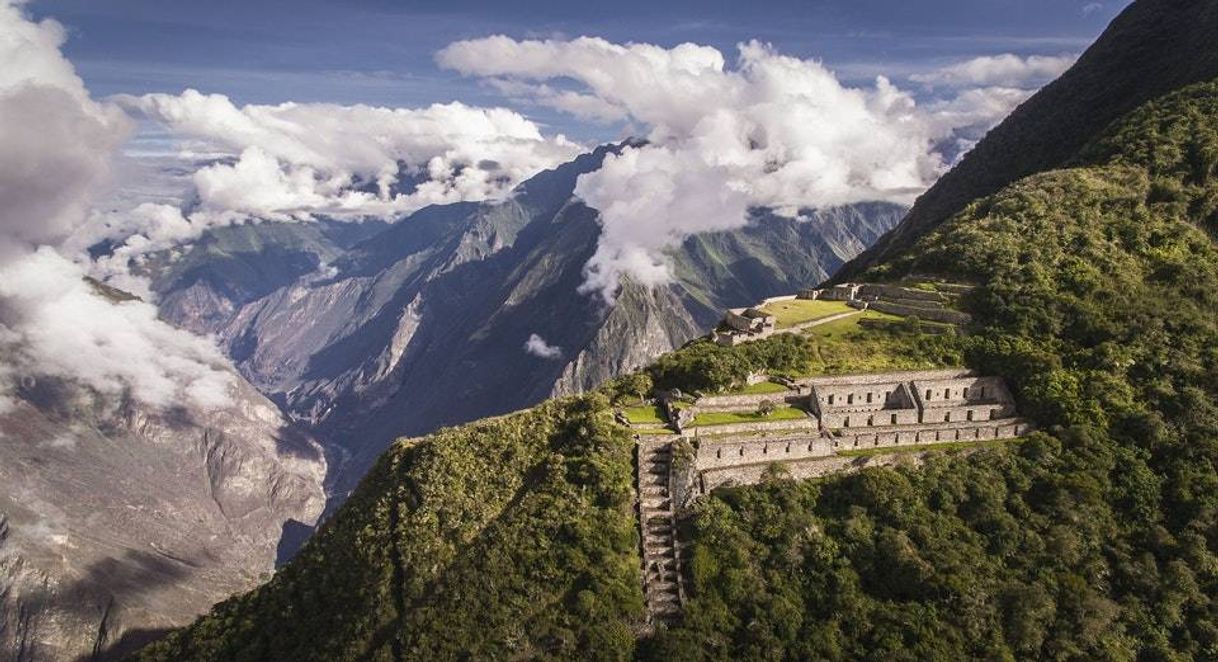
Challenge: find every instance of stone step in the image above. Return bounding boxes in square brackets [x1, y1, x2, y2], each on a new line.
[637, 440, 682, 623]
[645, 561, 677, 575]
[644, 551, 675, 564]
[648, 570, 679, 583]
[648, 590, 679, 604]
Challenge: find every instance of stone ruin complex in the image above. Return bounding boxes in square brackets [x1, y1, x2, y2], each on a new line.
[627, 368, 1030, 626]
[713, 281, 973, 346]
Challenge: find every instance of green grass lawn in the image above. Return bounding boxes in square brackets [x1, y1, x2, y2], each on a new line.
[635, 428, 676, 436]
[727, 381, 790, 395]
[759, 299, 854, 328]
[793, 310, 964, 377]
[621, 404, 666, 425]
[693, 406, 809, 427]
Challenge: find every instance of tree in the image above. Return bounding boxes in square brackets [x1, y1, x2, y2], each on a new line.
[624, 372, 654, 403]
[757, 400, 777, 417]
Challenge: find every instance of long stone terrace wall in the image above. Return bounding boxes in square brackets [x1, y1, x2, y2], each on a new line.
[799, 368, 973, 388]
[831, 419, 1031, 451]
[692, 391, 802, 412]
[696, 420, 1031, 491]
[858, 284, 948, 302]
[700, 453, 916, 492]
[689, 417, 818, 437]
[696, 435, 835, 470]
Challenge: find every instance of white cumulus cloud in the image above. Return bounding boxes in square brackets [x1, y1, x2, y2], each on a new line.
[439, 37, 957, 300]
[0, 0, 234, 411]
[113, 90, 582, 221]
[911, 53, 1075, 89]
[438, 38, 1078, 300]
[523, 333, 562, 359]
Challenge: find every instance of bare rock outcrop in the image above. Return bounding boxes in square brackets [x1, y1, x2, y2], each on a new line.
[0, 375, 326, 661]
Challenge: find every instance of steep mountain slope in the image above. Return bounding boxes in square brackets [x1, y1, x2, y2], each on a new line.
[132, 7, 1218, 660]
[645, 78, 1218, 660]
[135, 395, 642, 661]
[0, 370, 326, 661]
[836, 0, 1218, 279]
[149, 146, 902, 496]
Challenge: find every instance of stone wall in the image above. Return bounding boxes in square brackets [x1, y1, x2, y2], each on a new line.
[692, 391, 803, 412]
[811, 380, 913, 411]
[915, 403, 1017, 425]
[695, 420, 1030, 491]
[696, 435, 834, 470]
[798, 368, 973, 389]
[700, 453, 919, 492]
[857, 284, 947, 302]
[759, 294, 798, 305]
[819, 284, 860, 301]
[822, 408, 920, 428]
[912, 376, 1012, 406]
[689, 417, 817, 437]
[831, 419, 1030, 451]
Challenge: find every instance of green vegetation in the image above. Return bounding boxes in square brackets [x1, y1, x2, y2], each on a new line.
[135, 395, 642, 661]
[797, 310, 962, 376]
[729, 381, 790, 395]
[605, 373, 654, 405]
[621, 404, 666, 425]
[692, 406, 808, 427]
[648, 333, 815, 394]
[647, 314, 959, 396]
[758, 299, 853, 328]
[134, 44, 1218, 662]
[645, 80, 1218, 660]
[836, 437, 1019, 458]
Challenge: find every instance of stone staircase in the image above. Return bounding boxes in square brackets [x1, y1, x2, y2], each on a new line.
[636, 440, 683, 626]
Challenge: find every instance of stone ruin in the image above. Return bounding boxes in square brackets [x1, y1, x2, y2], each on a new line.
[627, 368, 1030, 626]
[712, 280, 974, 346]
[712, 306, 777, 346]
[799, 281, 974, 325]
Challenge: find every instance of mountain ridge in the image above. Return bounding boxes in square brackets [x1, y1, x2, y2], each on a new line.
[835, 0, 1218, 280]
[130, 3, 1218, 657]
[144, 144, 903, 498]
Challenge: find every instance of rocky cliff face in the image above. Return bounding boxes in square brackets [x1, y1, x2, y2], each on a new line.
[0, 373, 326, 661]
[145, 145, 904, 497]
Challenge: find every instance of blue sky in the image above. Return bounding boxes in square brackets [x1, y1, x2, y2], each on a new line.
[34, 0, 1131, 141]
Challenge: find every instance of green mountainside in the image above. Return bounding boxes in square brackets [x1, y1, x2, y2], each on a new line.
[643, 79, 1218, 660]
[133, 9, 1218, 662]
[837, 0, 1218, 279]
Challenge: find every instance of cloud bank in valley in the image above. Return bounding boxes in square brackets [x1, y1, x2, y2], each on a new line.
[438, 36, 1074, 299]
[113, 90, 581, 220]
[0, 0, 233, 412]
